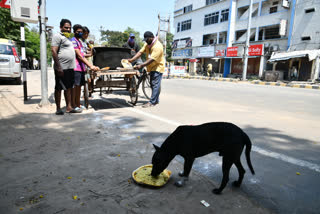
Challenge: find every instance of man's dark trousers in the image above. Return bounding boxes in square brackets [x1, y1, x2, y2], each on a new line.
[150, 71, 162, 105]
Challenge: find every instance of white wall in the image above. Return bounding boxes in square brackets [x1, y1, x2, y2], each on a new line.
[290, 0, 320, 51]
[174, 0, 230, 46]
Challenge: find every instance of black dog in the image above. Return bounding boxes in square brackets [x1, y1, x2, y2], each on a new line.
[151, 122, 255, 194]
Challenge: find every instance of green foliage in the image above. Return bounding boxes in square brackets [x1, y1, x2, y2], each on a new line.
[166, 32, 174, 62]
[25, 28, 40, 60]
[100, 26, 146, 49]
[100, 26, 127, 47]
[0, 7, 21, 42]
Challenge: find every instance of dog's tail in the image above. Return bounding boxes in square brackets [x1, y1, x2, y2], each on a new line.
[243, 132, 255, 175]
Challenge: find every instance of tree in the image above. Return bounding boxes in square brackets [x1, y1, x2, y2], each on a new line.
[0, 7, 21, 44]
[100, 26, 127, 47]
[166, 32, 174, 62]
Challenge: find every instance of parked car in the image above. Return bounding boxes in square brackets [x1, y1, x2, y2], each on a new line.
[0, 38, 21, 84]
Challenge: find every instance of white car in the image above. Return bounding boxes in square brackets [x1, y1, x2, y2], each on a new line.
[0, 38, 21, 84]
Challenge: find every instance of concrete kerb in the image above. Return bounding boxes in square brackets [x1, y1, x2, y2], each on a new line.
[166, 74, 239, 83]
[164, 74, 320, 90]
[250, 80, 320, 90]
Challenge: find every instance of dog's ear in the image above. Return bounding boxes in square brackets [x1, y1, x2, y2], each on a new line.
[153, 144, 160, 151]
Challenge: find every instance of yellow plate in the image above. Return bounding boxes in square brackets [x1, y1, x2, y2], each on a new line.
[132, 164, 171, 187]
[121, 59, 133, 68]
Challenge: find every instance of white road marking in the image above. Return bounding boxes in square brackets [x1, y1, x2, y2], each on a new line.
[99, 97, 320, 173]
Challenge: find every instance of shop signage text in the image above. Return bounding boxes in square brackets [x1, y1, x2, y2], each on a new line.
[227, 47, 238, 57]
[198, 46, 215, 57]
[248, 44, 264, 56]
[216, 49, 225, 57]
[170, 66, 186, 75]
[172, 49, 192, 58]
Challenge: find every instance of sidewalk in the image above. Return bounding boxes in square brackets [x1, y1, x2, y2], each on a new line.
[165, 74, 320, 90]
[0, 70, 272, 214]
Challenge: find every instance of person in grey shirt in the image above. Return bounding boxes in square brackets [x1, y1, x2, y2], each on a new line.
[51, 19, 78, 114]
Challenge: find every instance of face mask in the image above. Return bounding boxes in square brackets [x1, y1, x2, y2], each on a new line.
[62, 32, 71, 38]
[146, 39, 153, 45]
[75, 32, 83, 38]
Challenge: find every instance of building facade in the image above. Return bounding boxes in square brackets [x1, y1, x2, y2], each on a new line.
[172, 0, 320, 81]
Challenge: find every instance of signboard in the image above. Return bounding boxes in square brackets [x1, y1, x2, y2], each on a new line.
[11, 0, 38, 24]
[172, 49, 192, 58]
[0, 0, 11, 8]
[172, 40, 178, 49]
[279, 19, 287, 36]
[226, 47, 238, 57]
[248, 44, 264, 56]
[186, 39, 192, 47]
[215, 49, 225, 57]
[170, 66, 186, 75]
[177, 40, 186, 49]
[189, 58, 199, 63]
[198, 46, 215, 57]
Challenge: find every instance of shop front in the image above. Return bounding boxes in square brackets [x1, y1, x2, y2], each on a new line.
[269, 49, 320, 82]
[225, 44, 265, 78]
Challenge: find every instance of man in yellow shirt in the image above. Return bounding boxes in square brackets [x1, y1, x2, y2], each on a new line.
[128, 31, 165, 108]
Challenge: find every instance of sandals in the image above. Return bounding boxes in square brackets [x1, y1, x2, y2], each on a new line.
[55, 109, 64, 115]
[67, 107, 82, 113]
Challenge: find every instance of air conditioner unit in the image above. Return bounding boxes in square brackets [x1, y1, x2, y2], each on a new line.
[282, 0, 290, 8]
[11, 0, 39, 24]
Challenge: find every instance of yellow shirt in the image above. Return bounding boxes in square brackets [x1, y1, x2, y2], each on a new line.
[207, 63, 212, 71]
[139, 40, 165, 73]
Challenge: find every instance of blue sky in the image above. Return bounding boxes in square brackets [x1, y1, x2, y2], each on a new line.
[44, 0, 175, 42]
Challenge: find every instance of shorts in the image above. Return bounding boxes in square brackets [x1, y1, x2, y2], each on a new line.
[55, 69, 74, 91]
[74, 70, 85, 86]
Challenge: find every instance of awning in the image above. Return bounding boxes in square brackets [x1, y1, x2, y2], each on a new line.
[269, 49, 320, 62]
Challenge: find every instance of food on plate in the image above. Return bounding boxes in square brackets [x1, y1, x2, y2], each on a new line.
[132, 164, 171, 187]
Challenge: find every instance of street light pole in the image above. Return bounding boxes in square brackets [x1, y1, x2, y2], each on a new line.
[242, 0, 253, 81]
[39, 0, 49, 106]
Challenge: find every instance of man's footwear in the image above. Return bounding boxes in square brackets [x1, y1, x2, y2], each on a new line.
[55, 109, 64, 115]
[142, 102, 154, 108]
[67, 107, 82, 113]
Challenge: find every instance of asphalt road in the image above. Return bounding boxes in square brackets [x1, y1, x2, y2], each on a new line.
[98, 77, 320, 214]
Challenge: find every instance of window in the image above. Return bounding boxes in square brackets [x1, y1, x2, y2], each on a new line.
[181, 20, 192, 31]
[220, 9, 229, 22]
[184, 5, 192, 13]
[177, 23, 180, 32]
[305, 8, 315, 13]
[218, 31, 227, 44]
[0, 44, 14, 55]
[203, 34, 217, 45]
[204, 12, 219, 26]
[259, 26, 281, 40]
[236, 30, 246, 40]
[206, 0, 221, 6]
[301, 36, 311, 41]
[270, 1, 278, 14]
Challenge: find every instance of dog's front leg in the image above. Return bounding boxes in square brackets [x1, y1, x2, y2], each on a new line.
[175, 158, 194, 187]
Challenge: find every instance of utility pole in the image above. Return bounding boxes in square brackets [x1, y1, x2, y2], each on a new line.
[39, 0, 49, 106]
[242, 0, 253, 81]
[20, 22, 28, 101]
[158, 13, 170, 70]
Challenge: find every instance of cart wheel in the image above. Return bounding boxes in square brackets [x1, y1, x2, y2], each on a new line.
[84, 82, 89, 109]
[129, 76, 138, 105]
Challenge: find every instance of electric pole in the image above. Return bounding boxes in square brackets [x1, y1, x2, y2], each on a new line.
[39, 0, 49, 106]
[243, 0, 253, 81]
[158, 13, 170, 69]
